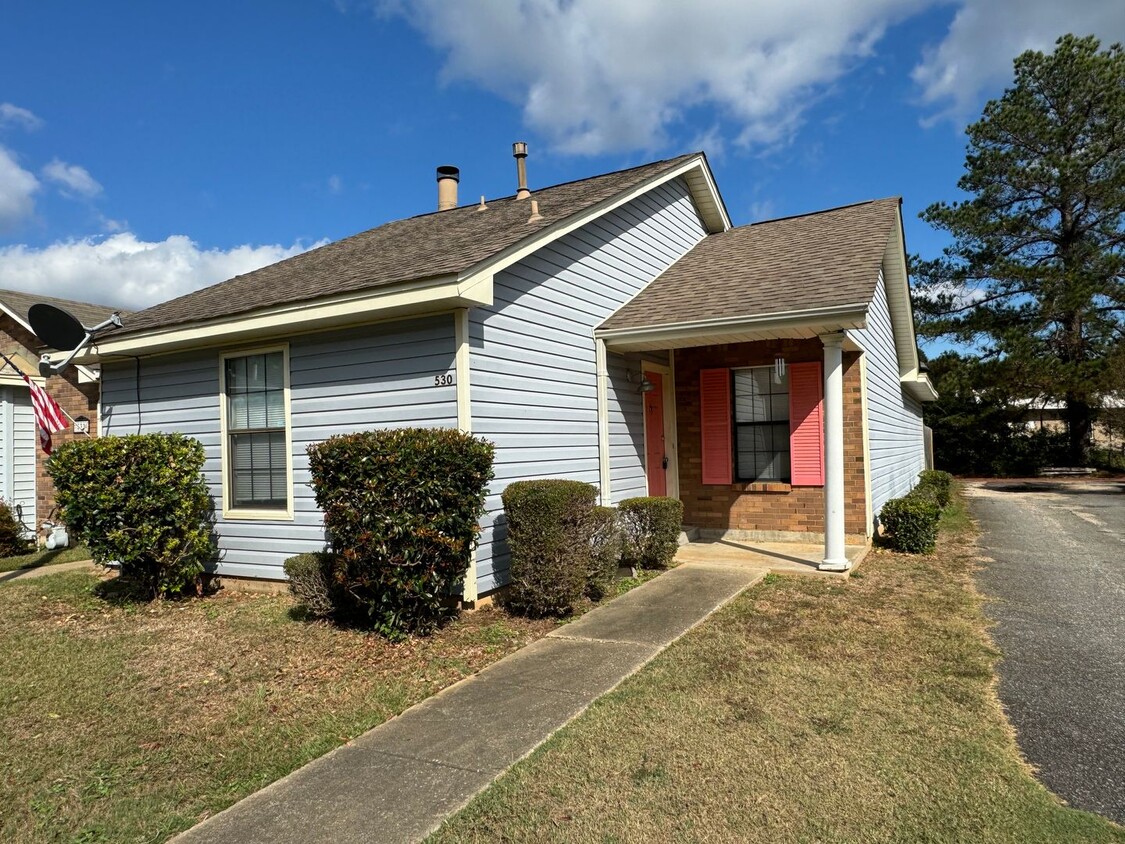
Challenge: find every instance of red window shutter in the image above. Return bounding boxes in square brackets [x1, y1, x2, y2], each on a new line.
[699, 368, 732, 485]
[789, 362, 824, 486]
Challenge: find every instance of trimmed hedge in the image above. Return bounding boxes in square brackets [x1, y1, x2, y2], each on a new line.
[620, 496, 683, 570]
[879, 494, 941, 554]
[0, 499, 28, 558]
[307, 428, 494, 637]
[917, 470, 953, 508]
[48, 433, 214, 597]
[503, 479, 596, 616]
[587, 505, 622, 601]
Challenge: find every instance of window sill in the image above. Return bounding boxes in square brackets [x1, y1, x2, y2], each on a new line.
[736, 482, 792, 494]
[222, 508, 294, 522]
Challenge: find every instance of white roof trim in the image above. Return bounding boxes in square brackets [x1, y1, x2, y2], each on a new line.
[596, 302, 869, 352]
[880, 205, 937, 402]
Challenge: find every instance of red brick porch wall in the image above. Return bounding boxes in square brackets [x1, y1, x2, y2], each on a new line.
[0, 315, 99, 533]
[674, 339, 867, 538]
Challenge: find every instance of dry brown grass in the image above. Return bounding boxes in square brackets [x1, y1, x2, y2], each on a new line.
[0, 574, 558, 843]
[430, 495, 1125, 843]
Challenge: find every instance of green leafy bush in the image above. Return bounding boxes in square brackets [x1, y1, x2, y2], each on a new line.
[307, 427, 494, 637]
[48, 433, 214, 598]
[0, 499, 29, 558]
[502, 479, 596, 616]
[916, 470, 953, 507]
[283, 552, 340, 620]
[587, 505, 622, 601]
[879, 496, 941, 554]
[620, 496, 683, 569]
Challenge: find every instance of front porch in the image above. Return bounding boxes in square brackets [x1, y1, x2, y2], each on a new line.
[599, 332, 872, 572]
[675, 535, 869, 577]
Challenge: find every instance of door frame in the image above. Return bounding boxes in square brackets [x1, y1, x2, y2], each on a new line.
[641, 360, 679, 500]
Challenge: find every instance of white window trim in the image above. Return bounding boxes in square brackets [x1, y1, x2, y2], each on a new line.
[218, 343, 294, 521]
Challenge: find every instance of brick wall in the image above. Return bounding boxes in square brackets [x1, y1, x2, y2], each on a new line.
[674, 338, 868, 539]
[0, 315, 99, 533]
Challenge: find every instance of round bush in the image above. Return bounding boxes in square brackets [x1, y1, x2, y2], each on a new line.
[586, 505, 622, 601]
[619, 496, 683, 569]
[307, 427, 494, 637]
[283, 552, 341, 620]
[503, 479, 596, 616]
[48, 433, 214, 597]
[879, 495, 940, 554]
[916, 470, 953, 508]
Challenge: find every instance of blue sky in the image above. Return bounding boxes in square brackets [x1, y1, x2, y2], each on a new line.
[1, 0, 1122, 345]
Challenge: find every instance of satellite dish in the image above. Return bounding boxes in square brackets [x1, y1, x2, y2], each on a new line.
[29, 304, 88, 351]
[28, 303, 123, 377]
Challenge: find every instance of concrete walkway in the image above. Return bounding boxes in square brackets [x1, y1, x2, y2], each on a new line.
[0, 559, 94, 585]
[676, 538, 868, 575]
[172, 562, 765, 844]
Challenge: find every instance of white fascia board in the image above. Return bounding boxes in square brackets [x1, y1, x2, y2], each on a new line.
[883, 205, 924, 376]
[0, 300, 101, 381]
[453, 156, 728, 297]
[902, 371, 939, 402]
[78, 274, 485, 360]
[596, 303, 869, 350]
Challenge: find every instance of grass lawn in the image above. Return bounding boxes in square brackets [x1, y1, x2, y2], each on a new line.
[0, 572, 604, 844]
[430, 494, 1125, 843]
[0, 544, 91, 574]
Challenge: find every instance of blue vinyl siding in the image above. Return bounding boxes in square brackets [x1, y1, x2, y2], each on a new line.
[471, 177, 706, 592]
[100, 316, 457, 579]
[852, 271, 926, 522]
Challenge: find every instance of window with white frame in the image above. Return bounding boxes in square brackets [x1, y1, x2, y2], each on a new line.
[733, 366, 791, 483]
[224, 350, 288, 510]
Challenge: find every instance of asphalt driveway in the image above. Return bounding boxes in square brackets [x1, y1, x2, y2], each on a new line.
[966, 479, 1125, 825]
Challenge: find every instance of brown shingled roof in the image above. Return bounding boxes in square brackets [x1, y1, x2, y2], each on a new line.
[0, 288, 127, 331]
[599, 197, 901, 332]
[117, 153, 700, 337]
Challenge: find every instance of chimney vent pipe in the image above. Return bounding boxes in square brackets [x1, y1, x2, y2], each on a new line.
[512, 141, 530, 199]
[436, 165, 460, 211]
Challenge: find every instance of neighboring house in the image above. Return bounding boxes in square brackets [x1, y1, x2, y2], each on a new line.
[82, 149, 935, 596]
[0, 289, 116, 539]
[1017, 395, 1125, 451]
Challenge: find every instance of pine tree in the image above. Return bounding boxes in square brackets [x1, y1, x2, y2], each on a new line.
[913, 35, 1125, 465]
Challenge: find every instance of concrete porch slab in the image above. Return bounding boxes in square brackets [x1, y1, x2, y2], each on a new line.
[675, 539, 868, 576]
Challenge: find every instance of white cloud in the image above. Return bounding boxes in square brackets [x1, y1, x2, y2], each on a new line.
[327, 174, 343, 194]
[0, 103, 43, 131]
[0, 233, 323, 310]
[913, 0, 1125, 122]
[388, 0, 930, 154]
[0, 146, 40, 231]
[42, 158, 103, 198]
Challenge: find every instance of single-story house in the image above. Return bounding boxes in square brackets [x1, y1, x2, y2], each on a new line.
[80, 148, 935, 598]
[0, 289, 114, 539]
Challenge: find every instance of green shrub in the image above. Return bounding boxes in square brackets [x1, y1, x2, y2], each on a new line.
[307, 427, 494, 637]
[503, 479, 596, 616]
[587, 505, 622, 601]
[283, 552, 340, 620]
[916, 470, 953, 507]
[619, 496, 683, 570]
[48, 433, 214, 598]
[879, 495, 940, 554]
[0, 499, 29, 558]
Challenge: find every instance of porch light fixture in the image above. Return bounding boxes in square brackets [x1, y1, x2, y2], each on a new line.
[627, 369, 656, 393]
[773, 356, 787, 384]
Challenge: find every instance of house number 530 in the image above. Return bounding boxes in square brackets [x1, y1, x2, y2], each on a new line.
[435, 373, 454, 386]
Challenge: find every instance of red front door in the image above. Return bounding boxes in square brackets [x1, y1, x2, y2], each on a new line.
[643, 371, 667, 496]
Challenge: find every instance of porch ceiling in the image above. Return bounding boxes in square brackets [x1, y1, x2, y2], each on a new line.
[597, 307, 867, 352]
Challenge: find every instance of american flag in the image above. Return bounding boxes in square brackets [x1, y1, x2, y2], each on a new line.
[19, 370, 68, 454]
[0, 352, 69, 453]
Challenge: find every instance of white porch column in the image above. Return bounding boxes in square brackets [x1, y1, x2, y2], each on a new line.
[819, 333, 849, 571]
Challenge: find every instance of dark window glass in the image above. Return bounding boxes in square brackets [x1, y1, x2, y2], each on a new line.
[733, 366, 791, 483]
[226, 352, 287, 508]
